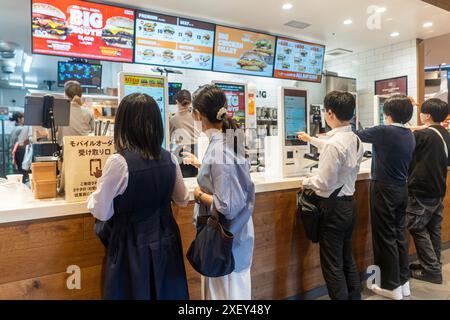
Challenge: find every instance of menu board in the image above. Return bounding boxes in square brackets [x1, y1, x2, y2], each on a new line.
[31, 0, 135, 62]
[213, 82, 247, 128]
[213, 26, 275, 77]
[120, 74, 167, 147]
[134, 11, 215, 70]
[274, 38, 325, 82]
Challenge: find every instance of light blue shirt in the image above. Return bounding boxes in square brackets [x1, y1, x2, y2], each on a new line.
[194, 130, 255, 272]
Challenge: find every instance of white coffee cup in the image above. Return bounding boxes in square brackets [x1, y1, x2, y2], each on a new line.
[6, 174, 23, 184]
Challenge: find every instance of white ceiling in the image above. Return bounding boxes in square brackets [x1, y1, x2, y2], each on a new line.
[0, 0, 449, 85]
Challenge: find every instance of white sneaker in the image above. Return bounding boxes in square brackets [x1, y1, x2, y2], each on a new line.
[371, 284, 403, 300]
[402, 281, 411, 297]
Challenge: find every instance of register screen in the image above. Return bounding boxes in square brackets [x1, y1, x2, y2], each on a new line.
[284, 89, 307, 146]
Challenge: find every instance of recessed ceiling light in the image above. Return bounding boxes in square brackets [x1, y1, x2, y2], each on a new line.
[282, 3, 293, 10]
[442, 63, 447, 66]
[343, 19, 353, 25]
[390, 32, 400, 37]
[376, 7, 387, 13]
[423, 22, 433, 28]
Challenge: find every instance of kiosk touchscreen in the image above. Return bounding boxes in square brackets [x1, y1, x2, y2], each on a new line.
[118, 72, 169, 149]
[265, 87, 312, 178]
[211, 81, 248, 129]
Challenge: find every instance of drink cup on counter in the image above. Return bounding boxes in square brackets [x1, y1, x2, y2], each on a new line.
[6, 174, 23, 184]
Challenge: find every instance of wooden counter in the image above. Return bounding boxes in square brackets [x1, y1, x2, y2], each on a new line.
[0, 178, 449, 299]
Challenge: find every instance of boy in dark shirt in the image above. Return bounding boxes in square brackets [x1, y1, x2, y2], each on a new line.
[356, 95, 415, 300]
[407, 98, 450, 285]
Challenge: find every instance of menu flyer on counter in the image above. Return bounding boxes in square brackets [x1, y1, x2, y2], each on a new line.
[213, 26, 276, 77]
[63, 136, 115, 202]
[274, 37, 325, 82]
[31, 0, 135, 62]
[134, 11, 215, 70]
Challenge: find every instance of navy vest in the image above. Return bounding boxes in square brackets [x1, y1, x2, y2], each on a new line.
[103, 149, 189, 300]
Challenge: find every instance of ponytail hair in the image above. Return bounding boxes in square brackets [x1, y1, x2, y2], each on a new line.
[192, 85, 240, 133]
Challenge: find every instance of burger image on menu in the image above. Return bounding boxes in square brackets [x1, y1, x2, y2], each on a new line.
[282, 62, 290, 70]
[32, 3, 70, 40]
[163, 26, 175, 37]
[202, 34, 211, 41]
[143, 22, 157, 33]
[102, 17, 134, 48]
[253, 39, 274, 57]
[237, 51, 267, 71]
[184, 30, 193, 39]
[143, 49, 155, 58]
[162, 49, 174, 60]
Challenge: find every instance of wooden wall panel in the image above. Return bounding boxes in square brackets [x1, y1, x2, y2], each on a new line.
[0, 175, 449, 300]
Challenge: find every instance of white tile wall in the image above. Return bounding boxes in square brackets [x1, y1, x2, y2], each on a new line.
[326, 39, 418, 127]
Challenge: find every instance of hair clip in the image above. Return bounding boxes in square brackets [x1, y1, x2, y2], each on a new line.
[216, 107, 228, 120]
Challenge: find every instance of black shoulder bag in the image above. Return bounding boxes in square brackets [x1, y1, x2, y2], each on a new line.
[297, 137, 360, 243]
[297, 186, 343, 243]
[186, 208, 235, 278]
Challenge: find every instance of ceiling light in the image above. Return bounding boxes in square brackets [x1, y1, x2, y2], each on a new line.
[423, 22, 433, 28]
[442, 63, 447, 66]
[24, 83, 38, 88]
[390, 32, 400, 37]
[376, 7, 387, 13]
[343, 19, 353, 25]
[9, 82, 23, 87]
[282, 3, 293, 10]
[23, 55, 33, 73]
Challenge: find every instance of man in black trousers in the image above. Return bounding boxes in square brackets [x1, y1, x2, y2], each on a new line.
[298, 91, 364, 300]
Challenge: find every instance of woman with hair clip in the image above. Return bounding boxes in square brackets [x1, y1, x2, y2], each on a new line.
[183, 85, 255, 300]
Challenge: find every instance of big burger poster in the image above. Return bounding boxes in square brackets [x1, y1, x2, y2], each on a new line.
[32, 0, 135, 62]
[213, 26, 275, 77]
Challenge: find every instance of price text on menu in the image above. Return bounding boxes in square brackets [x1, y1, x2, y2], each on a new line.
[134, 11, 215, 70]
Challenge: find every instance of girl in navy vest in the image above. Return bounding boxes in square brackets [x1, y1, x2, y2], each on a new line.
[88, 93, 190, 300]
[183, 85, 255, 300]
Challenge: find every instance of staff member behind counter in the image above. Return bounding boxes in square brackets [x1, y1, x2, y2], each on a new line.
[57, 80, 94, 145]
[169, 90, 201, 178]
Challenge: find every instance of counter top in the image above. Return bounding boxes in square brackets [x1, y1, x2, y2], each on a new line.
[0, 168, 372, 225]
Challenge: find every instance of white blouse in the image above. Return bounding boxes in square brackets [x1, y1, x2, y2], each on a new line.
[87, 153, 190, 221]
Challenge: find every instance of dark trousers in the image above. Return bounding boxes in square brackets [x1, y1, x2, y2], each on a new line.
[406, 196, 443, 275]
[318, 198, 361, 300]
[370, 181, 409, 290]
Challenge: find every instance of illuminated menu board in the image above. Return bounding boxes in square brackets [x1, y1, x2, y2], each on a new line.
[31, 0, 135, 62]
[120, 74, 167, 147]
[213, 26, 275, 77]
[134, 11, 215, 70]
[274, 37, 325, 83]
[213, 81, 247, 128]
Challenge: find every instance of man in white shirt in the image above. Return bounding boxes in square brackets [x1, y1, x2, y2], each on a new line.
[298, 91, 364, 300]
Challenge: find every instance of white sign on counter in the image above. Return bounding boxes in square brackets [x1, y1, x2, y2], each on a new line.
[63, 136, 115, 202]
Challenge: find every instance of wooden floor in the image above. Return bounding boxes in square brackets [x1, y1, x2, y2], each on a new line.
[0, 179, 449, 299]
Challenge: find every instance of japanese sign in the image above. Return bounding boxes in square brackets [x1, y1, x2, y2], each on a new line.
[63, 136, 115, 202]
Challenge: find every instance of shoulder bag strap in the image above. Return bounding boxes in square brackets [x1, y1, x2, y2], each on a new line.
[428, 127, 449, 159]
